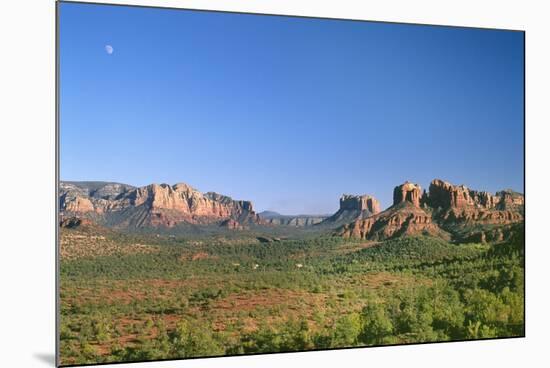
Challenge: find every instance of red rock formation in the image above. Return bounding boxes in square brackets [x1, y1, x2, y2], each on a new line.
[336, 181, 443, 240]
[428, 179, 524, 226]
[428, 179, 520, 211]
[340, 194, 381, 214]
[440, 207, 523, 225]
[128, 184, 249, 224]
[60, 181, 262, 229]
[393, 182, 422, 207]
[497, 190, 525, 211]
[320, 194, 381, 225]
[63, 196, 96, 213]
[336, 179, 524, 241]
[428, 179, 475, 209]
[337, 203, 445, 241]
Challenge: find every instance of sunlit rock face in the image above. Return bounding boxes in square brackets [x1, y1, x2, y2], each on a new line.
[393, 181, 423, 207]
[335, 178, 524, 241]
[319, 194, 381, 226]
[59, 181, 262, 229]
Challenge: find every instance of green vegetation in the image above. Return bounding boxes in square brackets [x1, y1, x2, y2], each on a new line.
[59, 229, 524, 365]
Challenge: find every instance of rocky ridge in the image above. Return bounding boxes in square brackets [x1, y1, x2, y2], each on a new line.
[60, 181, 262, 229]
[337, 179, 524, 242]
[60, 179, 524, 241]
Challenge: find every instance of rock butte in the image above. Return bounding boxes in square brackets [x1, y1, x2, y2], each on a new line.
[393, 181, 423, 207]
[319, 194, 381, 226]
[337, 179, 524, 242]
[60, 178, 523, 242]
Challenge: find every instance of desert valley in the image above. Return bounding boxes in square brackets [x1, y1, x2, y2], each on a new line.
[58, 178, 525, 365]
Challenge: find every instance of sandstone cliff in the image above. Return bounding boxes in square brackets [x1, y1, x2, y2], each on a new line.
[337, 203, 446, 241]
[61, 178, 524, 241]
[429, 179, 524, 226]
[337, 182, 446, 240]
[319, 194, 381, 226]
[336, 179, 524, 242]
[60, 181, 262, 229]
[393, 181, 423, 207]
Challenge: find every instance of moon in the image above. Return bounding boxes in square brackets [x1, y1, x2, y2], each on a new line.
[105, 45, 114, 55]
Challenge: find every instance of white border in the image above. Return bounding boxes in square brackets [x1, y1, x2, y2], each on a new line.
[1, 1, 549, 367]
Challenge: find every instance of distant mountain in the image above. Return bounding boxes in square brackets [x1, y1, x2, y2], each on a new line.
[336, 179, 524, 242]
[59, 181, 263, 230]
[258, 211, 283, 219]
[258, 211, 328, 227]
[61, 181, 136, 199]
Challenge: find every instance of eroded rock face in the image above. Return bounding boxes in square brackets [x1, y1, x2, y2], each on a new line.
[340, 194, 381, 214]
[62, 195, 95, 213]
[496, 190, 525, 211]
[393, 182, 422, 207]
[337, 181, 440, 240]
[428, 179, 524, 212]
[337, 204, 445, 241]
[335, 179, 524, 241]
[427, 179, 524, 226]
[428, 179, 500, 210]
[319, 194, 381, 226]
[59, 181, 262, 229]
[439, 207, 523, 225]
[129, 184, 249, 222]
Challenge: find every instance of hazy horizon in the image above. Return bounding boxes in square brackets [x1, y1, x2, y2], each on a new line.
[59, 3, 524, 214]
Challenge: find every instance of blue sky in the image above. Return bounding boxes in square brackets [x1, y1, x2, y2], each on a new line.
[59, 3, 524, 214]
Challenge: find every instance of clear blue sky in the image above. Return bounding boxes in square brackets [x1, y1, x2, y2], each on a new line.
[59, 2, 524, 214]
